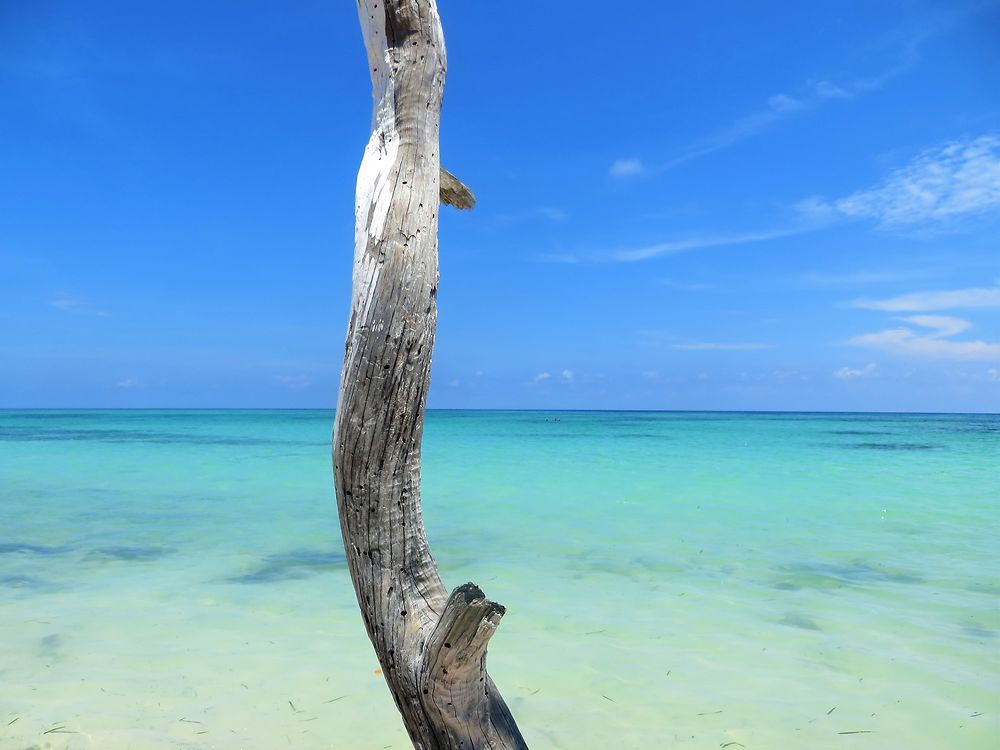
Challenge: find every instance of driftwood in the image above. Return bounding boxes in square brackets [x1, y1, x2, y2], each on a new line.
[332, 2, 527, 748]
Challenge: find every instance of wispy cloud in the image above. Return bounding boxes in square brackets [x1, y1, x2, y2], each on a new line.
[561, 369, 574, 382]
[660, 83, 855, 170]
[609, 133, 1000, 265]
[851, 282, 1000, 311]
[848, 316, 1000, 361]
[641, 8, 1000, 175]
[49, 296, 82, 312]
[612, 227, 805, 262]
[846, 279, 1000, 360]
[532, 372, 551, 384]
[803, 135, 1000, 227]
[47, 295, 110, 316]
[621, 31, 926, 174]
[834, 363, 878, 379]
[610, 158, 644, 178]
[673, 342, 773, 351]
[114, 378, 139, 389]
[540, 225, 810, 264]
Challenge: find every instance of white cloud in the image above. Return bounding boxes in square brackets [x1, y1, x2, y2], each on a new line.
[852, 282, 1000, 311]
[809, 135, 1000, 226]
[896, 315, 970, 337]
[834, 363, 877, 379]
[114, 378, 138, 389]
[988, 368, 999, 381]
[532, 372, 551, 383]
[448, 378, 461, 387]
[641, 370, 660, 381]
[673, 342, 773, 351]
[610, 158, 644, 177]
[849, 328, 1000, 360]
[848, 316, 1000, 361]
[561, 369, 574, 382]
[612, 135, 999, 265]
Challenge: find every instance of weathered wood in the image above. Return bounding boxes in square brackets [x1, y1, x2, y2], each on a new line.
[332, 2, 527, 748]
[440, 166, 476, 210]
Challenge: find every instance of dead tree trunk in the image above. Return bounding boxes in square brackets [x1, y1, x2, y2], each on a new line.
[332, 2, 528, 748]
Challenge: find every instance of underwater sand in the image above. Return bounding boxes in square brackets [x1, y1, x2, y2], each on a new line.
[1, 410, 997, 748]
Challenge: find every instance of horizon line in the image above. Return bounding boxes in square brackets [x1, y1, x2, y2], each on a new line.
[0, 407, 997, 416]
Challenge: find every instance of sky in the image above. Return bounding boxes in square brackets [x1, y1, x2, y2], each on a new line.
[1, 0, 999, 411]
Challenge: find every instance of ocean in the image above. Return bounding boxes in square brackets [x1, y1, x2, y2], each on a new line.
[0, 409, 997, 749]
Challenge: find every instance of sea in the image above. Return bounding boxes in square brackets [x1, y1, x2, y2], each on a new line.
[0, 409, 997, 749]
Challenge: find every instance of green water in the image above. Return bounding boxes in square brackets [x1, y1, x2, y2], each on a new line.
[1, 410, 997, 748]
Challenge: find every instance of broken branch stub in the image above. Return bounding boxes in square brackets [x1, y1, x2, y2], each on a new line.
[440, 166, 476, 210]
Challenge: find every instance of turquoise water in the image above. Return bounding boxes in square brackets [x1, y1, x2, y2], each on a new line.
[1, 409, 997, 749]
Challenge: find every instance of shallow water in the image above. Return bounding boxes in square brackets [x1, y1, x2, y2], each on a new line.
[1, 410, 997, 749]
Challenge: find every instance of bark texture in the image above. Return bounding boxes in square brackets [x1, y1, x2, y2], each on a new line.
[332, 2, 527, 748]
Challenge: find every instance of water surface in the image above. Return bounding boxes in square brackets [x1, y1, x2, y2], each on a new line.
[1, 410, 997, 748]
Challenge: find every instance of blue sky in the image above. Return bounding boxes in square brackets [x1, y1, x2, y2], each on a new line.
[1, 0, 999, 411]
